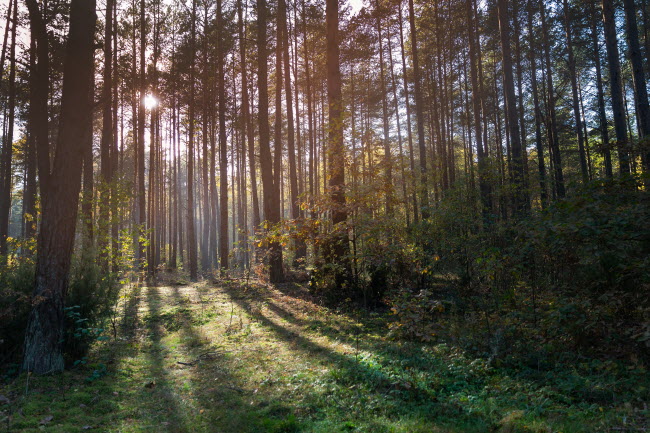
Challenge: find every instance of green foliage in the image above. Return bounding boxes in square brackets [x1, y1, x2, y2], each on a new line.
[393, 179, 650, 362]
[0, 245, 122, 371]
[387, 289, 445, 342]
[64, 254, 121, 362]
[0, 253, 35, 365]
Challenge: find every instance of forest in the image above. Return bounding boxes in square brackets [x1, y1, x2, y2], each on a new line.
[0, 0, 649, 431]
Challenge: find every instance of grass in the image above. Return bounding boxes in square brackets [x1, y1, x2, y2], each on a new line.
[1, 278, 648, 432]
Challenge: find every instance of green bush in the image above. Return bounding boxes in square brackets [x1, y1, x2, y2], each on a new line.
[376, 179, 650, 363]
[0, 246, 120, 371]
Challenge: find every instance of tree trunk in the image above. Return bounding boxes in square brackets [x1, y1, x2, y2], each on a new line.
[0, 0, 16, 256]
[603, 0, 631, 175]
[99, 0, 115, 267]
[23, 37, 37, 241]
[279, 0, 304, 263]
[467, 0, 492, 220]
[187, 0, 198, 280]
[398, 3, 418, 223]
[563, 0, 589, 182]
[376, 4, 392, 215]
[591, 0, 613, 177]
[217, 0, 228, 272]
[623, 0, 650, 171]
[527, 0, 548, 208]
[497, 0, 527, 214]
[22, 0, 96, 374]
[258, 0, 283, 283]
[408, 0, 429, 218]
[540, 0, 566, 197]
[324, 0, 348, 278]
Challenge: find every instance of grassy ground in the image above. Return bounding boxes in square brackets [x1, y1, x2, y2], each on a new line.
[1, 279, 648, 432]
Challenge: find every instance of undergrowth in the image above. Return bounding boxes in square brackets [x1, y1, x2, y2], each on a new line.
[1, 280, 647, 432]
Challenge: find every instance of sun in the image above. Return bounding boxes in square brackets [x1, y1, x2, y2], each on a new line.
[143, 93, 158, 110]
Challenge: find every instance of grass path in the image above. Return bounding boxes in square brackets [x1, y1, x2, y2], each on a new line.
[1, 279, 648, 432]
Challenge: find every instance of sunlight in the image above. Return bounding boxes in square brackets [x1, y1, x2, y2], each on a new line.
[143, 93, 158, 110]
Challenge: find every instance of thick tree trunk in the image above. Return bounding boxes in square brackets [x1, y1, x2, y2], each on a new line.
[22, 0, 96, 374]
[324, 0, 349, 276]
[187, 0, 198, 280]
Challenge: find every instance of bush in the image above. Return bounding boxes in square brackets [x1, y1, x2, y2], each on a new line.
[0, 246, 120, 371]
[372, 179, 650, 364]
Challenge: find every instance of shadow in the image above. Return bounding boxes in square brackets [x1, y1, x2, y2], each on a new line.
[140, 286, 192, 432]
[219, 282, 493, 428]
[119, 283, 142, 344]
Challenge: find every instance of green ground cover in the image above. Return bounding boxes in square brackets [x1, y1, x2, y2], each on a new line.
[1, 280, 648, 432]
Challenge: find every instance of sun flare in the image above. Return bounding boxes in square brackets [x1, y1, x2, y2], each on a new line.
[143, 93, 158, 110]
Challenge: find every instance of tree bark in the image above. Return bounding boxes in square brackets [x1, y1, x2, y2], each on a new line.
[408, 0, 429, 218]
[497, 0, 527, 214]
[22, 0, 96, 374]
[258, 0, 283, 282]
[590, 0, 613, 177]
[623, 0, 650, 171]
[563, 0, 589, 182]
[217, 0, 229, 272]
[324, 0, 348, 278]
[602, 0, 631, 174]
[187, 0, 198, 280]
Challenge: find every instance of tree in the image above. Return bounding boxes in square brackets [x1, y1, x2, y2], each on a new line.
[258, 0, 283, 283]
[187, 0, 198, 280]
[562, 0, 589, 182]
[408, 0, 429, 218]
[623, 0, 650, 171]
[323, 0, 349, 279]
[22, 0, 97, 374]
[217, 0, 229, 272]
[0, 0, 17, 257]
[497, 0, 527, 214]
[602, 0, 630, 175]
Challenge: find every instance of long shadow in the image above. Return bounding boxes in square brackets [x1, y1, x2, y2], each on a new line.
[164, 284, 304, 432]
[220, 282, 492, 428]
[139, 285, 193, 432]
[119, 283, 142, 341]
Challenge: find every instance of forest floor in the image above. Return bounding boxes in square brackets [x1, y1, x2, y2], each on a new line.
[1, 278, 648, 433]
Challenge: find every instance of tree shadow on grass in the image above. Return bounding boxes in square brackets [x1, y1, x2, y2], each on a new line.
[161, 284, 307, 433]
[219, 281, 494, 431]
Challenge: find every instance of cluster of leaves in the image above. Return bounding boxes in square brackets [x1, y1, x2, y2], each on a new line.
[387, 289, 445, 342]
